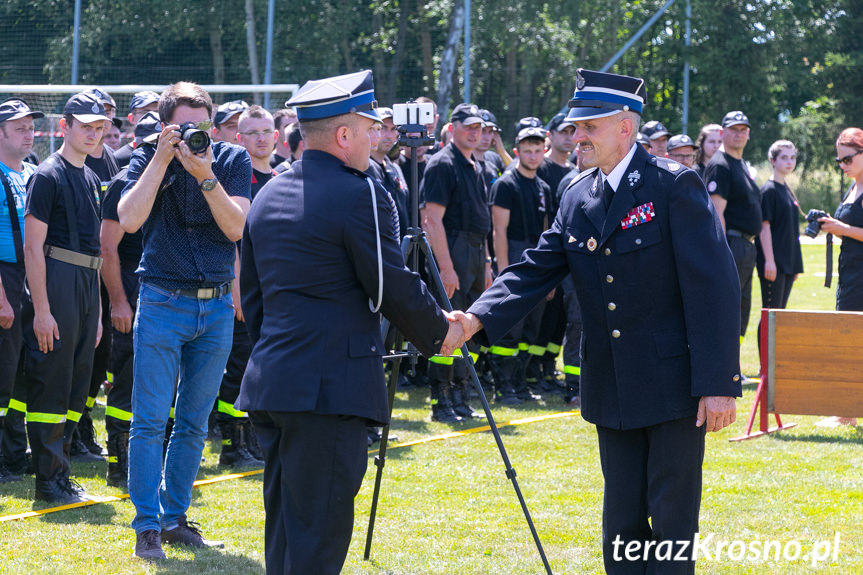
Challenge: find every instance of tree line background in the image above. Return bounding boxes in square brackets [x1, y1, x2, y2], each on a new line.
[0, 0, 859, 209]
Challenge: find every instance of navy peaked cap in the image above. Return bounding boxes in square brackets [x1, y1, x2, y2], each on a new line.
[214, 100, 249, 126]
[515, 126, 546, 145]
[84, 87, 116, 108]
[722, 110, 750, 128]
[129, 90, 160, 113]
[0, 98, 44, 123]
[547, 112, 574, 132]
[63, 93, 110, 124]
[479, 109, 499, 130]
[566, 68, 646, 121]
[135, 111, 162, 142]
[515, 116, 543, 134]
[287, 70, 380, 122]
[641, 120, 670, 140]
[667, 134, 697, 151]
[450, 103, 483, 125]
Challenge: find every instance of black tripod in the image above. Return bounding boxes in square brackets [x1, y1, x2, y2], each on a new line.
[363, 120, 554, 575]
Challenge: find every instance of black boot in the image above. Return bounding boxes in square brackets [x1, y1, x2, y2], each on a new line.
[35, 474, 94, 505]
[70, 426, 104, 462]
[241, 419, 263, 460]
[451, 379, 484, 419]
[514, 355, 540, 401]
[489, 355, 522, 406]
[429, 380, 462, 423]
[106, 432, 129, 488]
[218, 420, 263, 468]
[78, 409, 106, 456]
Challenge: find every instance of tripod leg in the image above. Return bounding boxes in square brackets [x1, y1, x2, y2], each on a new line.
[364, 335, 404, 561]
[417, 235, 555, 575]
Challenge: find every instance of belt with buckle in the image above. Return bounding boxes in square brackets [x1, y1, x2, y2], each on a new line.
[43, 244, 103, 270]
[176, 282, 232, 299]
[726, 229, 755, 243]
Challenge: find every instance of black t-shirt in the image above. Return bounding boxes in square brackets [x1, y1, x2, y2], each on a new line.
[477, 150, 504, 191]
[102, 168, 143, 268]
[703, 151, 762, 236]
[536, 157, 575, 220]
[835, 185, 863, 311]
[85, 145, 120, 201]
[755, 180, 803, 275]
[396, 153, 426, 196]
[251, 168, 276, 200]
[113, 142, 134, 169]
[25, 152, 102, 256]
[489, 169, 548, 244]
[420, 143, 490, 235]
[557, 167, 581, 205]
[269, 153, 288, 169]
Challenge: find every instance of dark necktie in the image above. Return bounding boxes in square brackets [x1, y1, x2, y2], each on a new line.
[602, 179, 615, 211]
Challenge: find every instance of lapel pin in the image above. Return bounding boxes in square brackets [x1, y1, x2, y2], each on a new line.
[627, 170, 641, 186]
[568, 235, 576, 243]
[587, 237, 597, 252]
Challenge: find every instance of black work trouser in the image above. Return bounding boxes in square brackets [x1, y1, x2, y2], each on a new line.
[597, 416, 705, 575]
[106, 267, 139, 438]
[216, 317, 251, 423]
[427, 231, 485, 385]
[561, 276, 583, 397]
[0, 262, 25, 460]
[86, 283, 112, 408]
[727, 234, 756, 338]
[23, 259, 100, 481]
[249, 411, 368, 575]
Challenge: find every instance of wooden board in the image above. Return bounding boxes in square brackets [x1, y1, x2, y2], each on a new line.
[767, 309, 863, 417]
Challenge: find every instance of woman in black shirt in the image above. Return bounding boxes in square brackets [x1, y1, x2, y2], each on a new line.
[818, 127, 863, 427]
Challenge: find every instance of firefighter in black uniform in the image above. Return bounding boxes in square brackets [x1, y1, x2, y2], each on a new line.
[238, 70, 461, 575]
[456, 69, 742, 574]
[420, 103, 493, 422]
[100, 112, 161, 487]
[23, 93, 109, 503]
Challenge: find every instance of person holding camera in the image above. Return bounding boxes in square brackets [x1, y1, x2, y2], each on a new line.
[118, 82, 251, 560]
[755, 140, 803, 348]
[814, 127, 863, 427]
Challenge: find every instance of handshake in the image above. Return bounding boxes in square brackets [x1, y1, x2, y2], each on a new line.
[438, 311, 483, 357]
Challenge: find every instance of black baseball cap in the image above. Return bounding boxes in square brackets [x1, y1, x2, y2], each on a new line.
[547, 112, 574, 132]
[129, 90, 161, 113]
[636, 132, 651, 148]
[84, 87, 116, 109]
[135, 111, 162, 143]
[479, 109, 499, 131]
[214, 100, 249, 126]
[111, 117, 123, 130]
[450, 103, 483, 125]
[63, 93, 110, 124]
[515, 126, 546, 145]
[515, 116, 543, 134]
[667, 134, 697, 152]
[641, 120, 670, 140]
[721, 111, 750, 128]
[0, 98, 45, 123]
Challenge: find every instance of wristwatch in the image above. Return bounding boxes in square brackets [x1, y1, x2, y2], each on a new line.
[199, 178, 218, 192]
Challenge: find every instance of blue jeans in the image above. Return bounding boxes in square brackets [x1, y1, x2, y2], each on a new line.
[128, 282, 234, 534]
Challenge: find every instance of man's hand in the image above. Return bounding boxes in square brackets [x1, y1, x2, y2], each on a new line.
[95, 318, 103, 349]
[33, 311, 59, 353]
[696, 396, 737, 432]
[110, 299, 134, 334]
[440, 266, 460, 299]
[484, 264, 494, 290]
[174, 139, 216, 183]
[440, 311, 465, 356]
[763, 260, 777, 282]
[232, 278, 244, 322]
[0, 291, 13, 330]
[546, 288, 556, 301]
[451, 310, 483, 342]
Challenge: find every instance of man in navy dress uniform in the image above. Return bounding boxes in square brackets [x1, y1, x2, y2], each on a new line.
[238, 70, 462, 575]
[454, 69, 742, 574]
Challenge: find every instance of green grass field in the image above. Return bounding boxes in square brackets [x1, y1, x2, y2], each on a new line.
[1, 244, 861, 575]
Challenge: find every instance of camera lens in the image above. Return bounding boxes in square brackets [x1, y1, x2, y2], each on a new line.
[184, 129, 210, 153]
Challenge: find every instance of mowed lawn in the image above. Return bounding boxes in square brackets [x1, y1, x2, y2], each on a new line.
[1, 243, 861, 575]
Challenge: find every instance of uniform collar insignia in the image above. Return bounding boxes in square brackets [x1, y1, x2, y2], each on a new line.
[627, 170, 641, 186]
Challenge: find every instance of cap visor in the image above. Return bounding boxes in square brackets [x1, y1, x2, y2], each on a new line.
[461, 116, 484, 125]
[649, 131, 671, 140]
[142, 133, 160, 144]
[723, 121, 750, 128]
[566, 108, 623, 122]
[8, 111, 45, 121]
[72, 114, 110, 124]
[357, 109, 381, 122]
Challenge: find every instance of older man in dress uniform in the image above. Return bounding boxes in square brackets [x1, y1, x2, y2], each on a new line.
[455, 69, 742, 574]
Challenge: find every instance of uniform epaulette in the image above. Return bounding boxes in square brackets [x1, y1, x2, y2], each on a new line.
[343, 165, 369, 179]
[649, 155, 687, 174]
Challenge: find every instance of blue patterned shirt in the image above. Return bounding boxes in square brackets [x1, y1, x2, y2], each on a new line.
[123, 141, 252, 289]
[0, 160, 36, 263]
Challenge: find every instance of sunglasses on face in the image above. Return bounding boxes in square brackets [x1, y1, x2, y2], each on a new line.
[836, 149, 863, 166]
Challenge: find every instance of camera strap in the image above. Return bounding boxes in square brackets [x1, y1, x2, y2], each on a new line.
[366, 176, 383, 314]
[824, 233, 833, 288]
[0, 168, 24, 265]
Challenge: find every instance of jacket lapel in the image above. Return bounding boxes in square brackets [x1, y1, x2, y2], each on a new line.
[582, 171, 606, 234]
[600, 146, 649, 246]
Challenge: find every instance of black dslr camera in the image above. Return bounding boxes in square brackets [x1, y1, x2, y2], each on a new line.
[804, 209, 830, 238]
[176, 122, 211, 154]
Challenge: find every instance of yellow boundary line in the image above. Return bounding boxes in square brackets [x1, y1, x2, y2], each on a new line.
[0, 410, 579, 523]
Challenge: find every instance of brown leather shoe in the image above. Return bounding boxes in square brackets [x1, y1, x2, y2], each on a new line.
[134, 529, 166, 560]
[161, 516, 224, 548]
